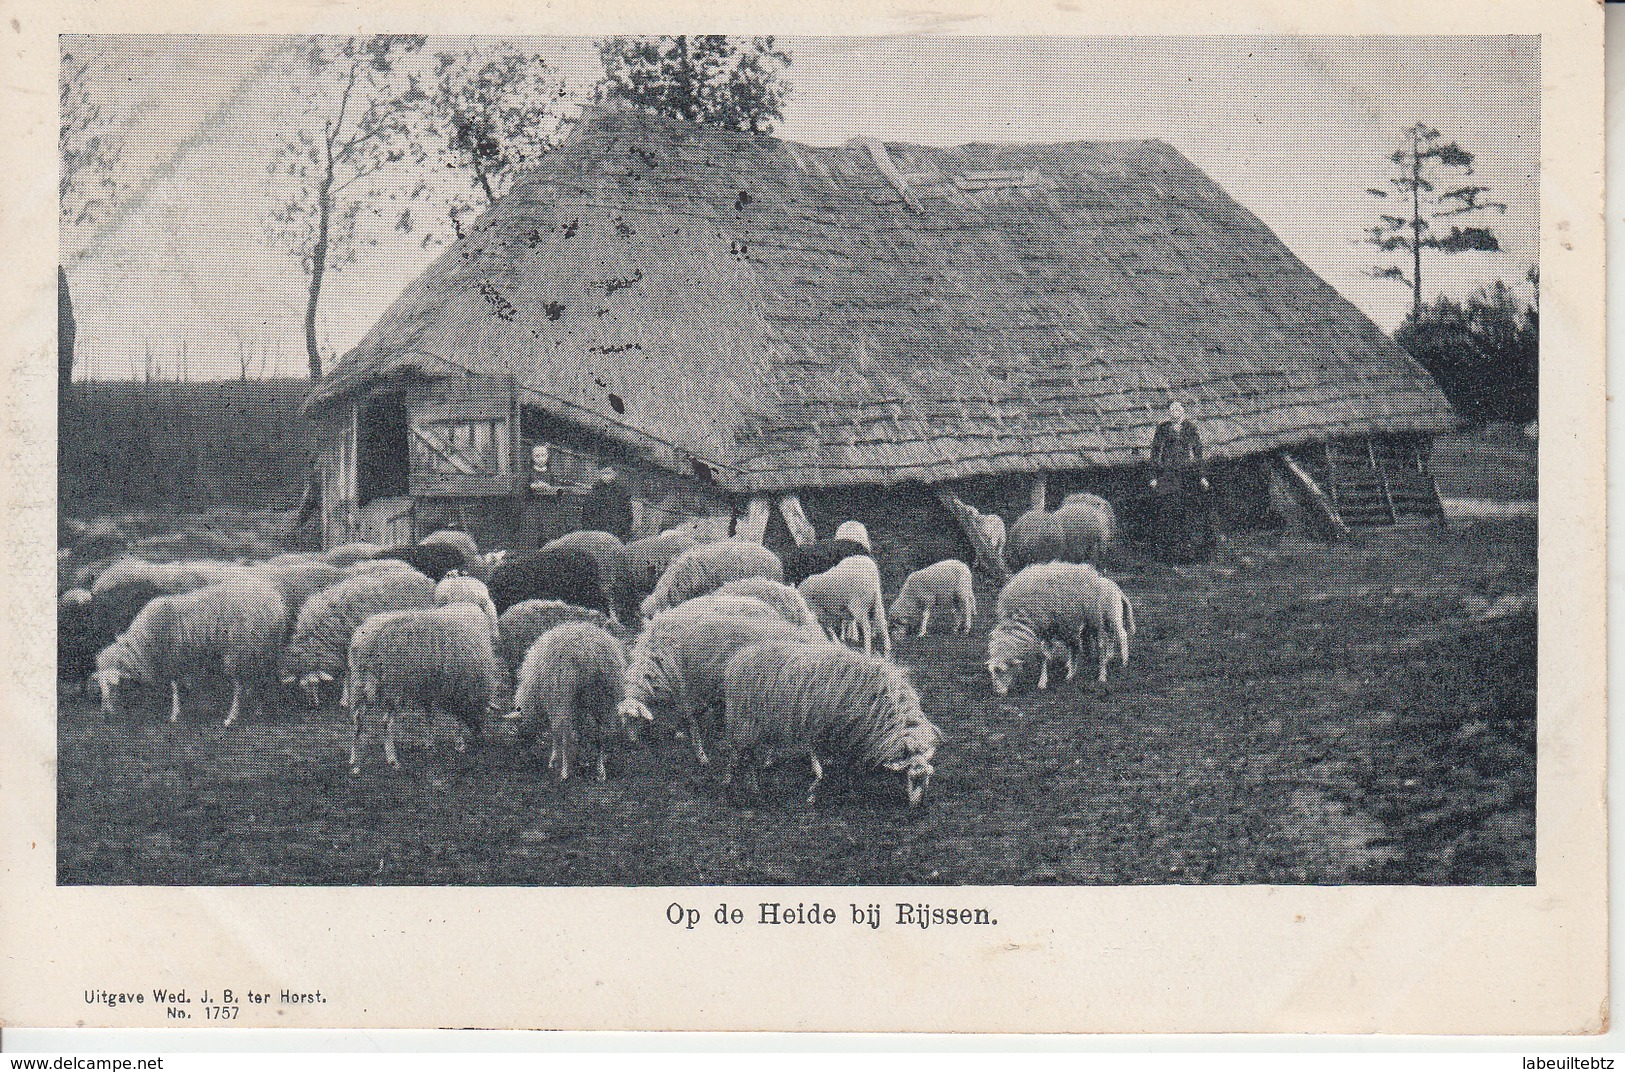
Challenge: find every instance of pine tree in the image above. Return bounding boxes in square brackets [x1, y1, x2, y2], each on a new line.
[1366, 123, 1506, 322]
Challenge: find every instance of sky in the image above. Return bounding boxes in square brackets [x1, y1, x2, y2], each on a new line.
[61, 35, 1539, 381]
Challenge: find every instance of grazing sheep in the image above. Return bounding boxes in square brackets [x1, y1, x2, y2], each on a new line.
[372, 542, 467, 583]
[619, 605, 824, 766]
[497, 599, 622, 683]
[782, 537, 870, 586]
[888, 559, 976, 637]
[1060, 573, 1137, 687]
[346, 602, 503, 774]
[715, 577, 820, 628]
[1054, 496, 1117, 565]
[1006, 510, 1068, 572]
[640, 540, 784, 620]
[86, 559, 254, 658]
[278, 568, 437, 706]
[833, 521, 872, 551]
[488, 547, 614, 617]
[721, 640, 942, 807]
[798, 555, 891, 658]
[985, 562, 1104, 695]
[514, 621, 629, 782]
[322, 542, 384, 568]
[543, 531, 630, 620]
[434, 573, 500, 638]
[96, 576, 287, 726]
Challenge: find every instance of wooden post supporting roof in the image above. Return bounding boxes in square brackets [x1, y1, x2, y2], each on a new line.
[935, 488, 1011, 582]
[777, 495, 818, 547]
[1030, 476, 1048, 514]
[1276, 450, 1350, 541]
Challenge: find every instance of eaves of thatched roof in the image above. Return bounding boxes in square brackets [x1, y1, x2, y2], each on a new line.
[307, 108, 1453, 494]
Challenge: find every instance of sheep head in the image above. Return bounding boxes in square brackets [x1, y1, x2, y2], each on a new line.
[885, 756, 935, 808]
[986, 657, 1016, 696]
[297, 670, 332, 707]
[96, 669, 122, 715]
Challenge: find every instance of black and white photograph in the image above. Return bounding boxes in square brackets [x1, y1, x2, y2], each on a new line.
[52, 34, 1542, 887]
[3, 1, 1605, 1037]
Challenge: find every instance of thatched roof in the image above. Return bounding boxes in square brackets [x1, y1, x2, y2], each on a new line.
[308, 108, 1453, 493]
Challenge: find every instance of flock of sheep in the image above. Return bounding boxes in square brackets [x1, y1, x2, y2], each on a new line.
[57, 492, 1136, 810]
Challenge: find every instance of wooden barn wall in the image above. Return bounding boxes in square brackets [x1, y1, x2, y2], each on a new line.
[517, 406, 734, 547]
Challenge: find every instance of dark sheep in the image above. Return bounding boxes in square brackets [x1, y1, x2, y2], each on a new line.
[781, 538, 870, 587]
[58, 591, 99, 689]
[487, 547, 614, 617]
[372, 543, 467, 584]
[543, 531, 631, 621]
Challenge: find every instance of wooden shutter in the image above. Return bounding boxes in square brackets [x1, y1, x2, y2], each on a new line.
[408, 378, 519, 497]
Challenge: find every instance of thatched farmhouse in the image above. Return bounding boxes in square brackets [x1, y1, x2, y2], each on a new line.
[304, 107, 1454, 567]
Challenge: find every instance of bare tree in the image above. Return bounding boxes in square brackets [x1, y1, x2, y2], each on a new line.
[266, 35, 427, 380]
[60, 48, 126, 389]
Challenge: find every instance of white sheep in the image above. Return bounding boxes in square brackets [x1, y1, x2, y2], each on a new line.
[321, 542, 384, 568]
[1053, 495, 1117, 565]
[888, 559, 976, 637]
[640, 539, 784, 620]
[278, 568, 436, 706]
[798, 555, 891, 657]
[1069, 573, 1136, 687]
[721, 640, 942, 807]
[90, 557, 251, 600]
[513, 621, 629, 782]
[619, 603, 825, 767]
[964, 506, 1007, 575]
[985, 562, 1104, 695]
[714, 576, 821, 629]
[345, 602, 503, 774]
[497, 599, 621, 683]
[434, 573, 500, 639]
[833, 520, 872, 551]
[96, 576, 287, 726]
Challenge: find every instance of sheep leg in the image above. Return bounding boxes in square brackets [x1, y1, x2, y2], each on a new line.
[348, 705, 365, 775]
[224, 681, 241, 728]
[687, 715, 711, 767]
[1037, 655, 1050, 691]
[596, 747, 608, 783]
[918, 608, 930, 638]
[807, 752, 824, 805]
[384, 708, 401, 770]
[169, 681, 182, 724]
[876, 607, 892, 658]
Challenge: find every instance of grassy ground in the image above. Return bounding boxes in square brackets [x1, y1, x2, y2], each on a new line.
[57, 517, 1535, 886]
